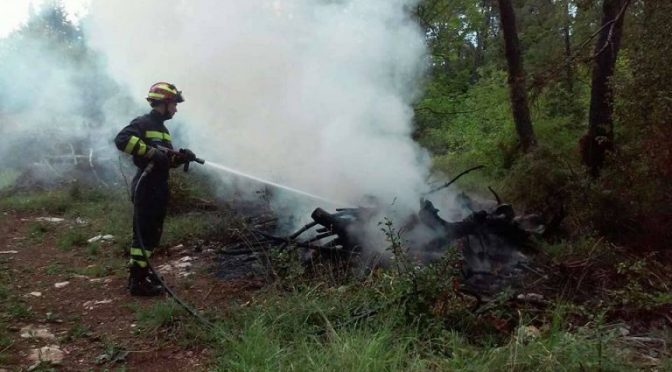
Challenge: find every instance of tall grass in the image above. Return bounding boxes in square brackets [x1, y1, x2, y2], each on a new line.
[211, 285, 638, 371]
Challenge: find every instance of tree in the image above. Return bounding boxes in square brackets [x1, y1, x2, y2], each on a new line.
[472, 0, 494, 83]
[580, 0, 630, 176]
[497, 0, 536, 152]
[562, 0, 573, 93]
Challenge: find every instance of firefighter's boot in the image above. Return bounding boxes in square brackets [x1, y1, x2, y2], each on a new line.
[147, 270, 164, 287]
[128, 265, 163, 297]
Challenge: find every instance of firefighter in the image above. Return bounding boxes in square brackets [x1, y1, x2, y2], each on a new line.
[114, 82, 194, 296]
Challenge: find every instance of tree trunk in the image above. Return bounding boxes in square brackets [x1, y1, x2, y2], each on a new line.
[580, 0, 628, 176]
[563, 0, 573, 93]
[472, 0, 493, 82]
[497, 0, 537, 152]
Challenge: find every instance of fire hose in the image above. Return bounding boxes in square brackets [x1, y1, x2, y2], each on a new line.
[133, 147, 215, 330]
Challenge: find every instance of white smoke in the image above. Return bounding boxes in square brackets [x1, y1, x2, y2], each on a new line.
[0, 6, 135, 188]
[84, 0, 432, 215]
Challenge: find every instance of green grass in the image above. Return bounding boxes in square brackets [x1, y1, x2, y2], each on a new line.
[133, 299, 212, 347]
[210, 284, 649, 372]
[56, 229, 89, 251]
[162, 212, 222, 247]
[1, 183, 223, 255]
[0, 259, 33, 321]
[63, 322, 91, 342]
[27, 222, 52, 242]
[0, 284, 12, 364]
[73, 264, 113, 278]
[135, 300, 187, 332]
[0, 189, 73, 214]
[44, 263, 65, 275]
[216, 319, 425, 371]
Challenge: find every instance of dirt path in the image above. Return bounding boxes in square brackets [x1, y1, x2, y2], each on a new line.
[0, 211, 260, 371]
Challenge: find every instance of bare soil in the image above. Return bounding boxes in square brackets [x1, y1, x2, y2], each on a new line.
[0, 211, 262, 371]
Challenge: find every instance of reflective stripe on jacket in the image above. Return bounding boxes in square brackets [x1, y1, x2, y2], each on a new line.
[114, 110, 174, 176]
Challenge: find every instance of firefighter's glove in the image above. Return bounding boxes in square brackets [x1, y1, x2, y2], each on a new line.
[170, 148, 195, 167]
[179, 148, 197, 162]
[145, 147, 170, 170]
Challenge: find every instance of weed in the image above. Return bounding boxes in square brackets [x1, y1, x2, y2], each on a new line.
[162, 212, 221, 246]
[87, 242, 100, 256]
[7, 301, 32, 320]
[133, 299, 212, 346]
[0, 327, 11, 364]
[135, 300, 186, 332]
[63, 322, 91, 342]
[0, 285, 9, 301]
[0, 190, 72, 214]
[44, 263, 65, 275]
[96, 341, 129, 365]
[27, 222, 51, 242]
[74, 264, 109, 278]
[56, 229, 89, 251]
[269, 246, 305, 282]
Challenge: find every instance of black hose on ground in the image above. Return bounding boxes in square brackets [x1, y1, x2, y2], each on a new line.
[133, 163, 215, 330]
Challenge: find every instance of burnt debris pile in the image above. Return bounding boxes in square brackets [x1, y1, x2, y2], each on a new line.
[217, 192, 545, 294]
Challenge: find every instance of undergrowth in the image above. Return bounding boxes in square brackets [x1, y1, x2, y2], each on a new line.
[209, 221, 665, 371]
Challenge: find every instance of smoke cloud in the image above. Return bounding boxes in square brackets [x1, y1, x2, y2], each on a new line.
[84, 0, 432, 216]
[0, 7, 134, 188]
[1, 1, 471, 249]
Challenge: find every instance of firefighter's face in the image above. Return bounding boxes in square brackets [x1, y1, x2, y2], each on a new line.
[166, 102, 178, 118]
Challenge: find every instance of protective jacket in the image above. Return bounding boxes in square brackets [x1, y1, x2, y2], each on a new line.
[114, 109, 174, 269]
[114, 109, 174, 179]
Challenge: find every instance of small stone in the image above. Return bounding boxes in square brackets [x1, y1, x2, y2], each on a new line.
[87, 235, 103, 243]
[54, 281, 70, 289]
[28, 292, 42, 297]
[522, 325, 541, 339]
[516, 325, 541, 343]
[88, 234, 114, 243]
[618, 326, 630, 337]
[83, 299, 112, 310]
[516, 293, 544, 302]
[21, 325, 56, 340]
[175, 262, 192, 269]
[35, 217, 64, 223]
[157, 264, 173, 274]
[0, 250, 18, 254]
[28, 345, 64, 365]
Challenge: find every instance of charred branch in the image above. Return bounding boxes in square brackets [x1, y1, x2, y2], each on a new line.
[425, 165, 485, 195]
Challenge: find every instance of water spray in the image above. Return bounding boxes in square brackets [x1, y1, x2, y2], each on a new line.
[204, 161, 346, 207]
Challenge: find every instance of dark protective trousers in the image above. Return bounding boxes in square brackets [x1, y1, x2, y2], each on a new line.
[129, 170, 169, 268]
